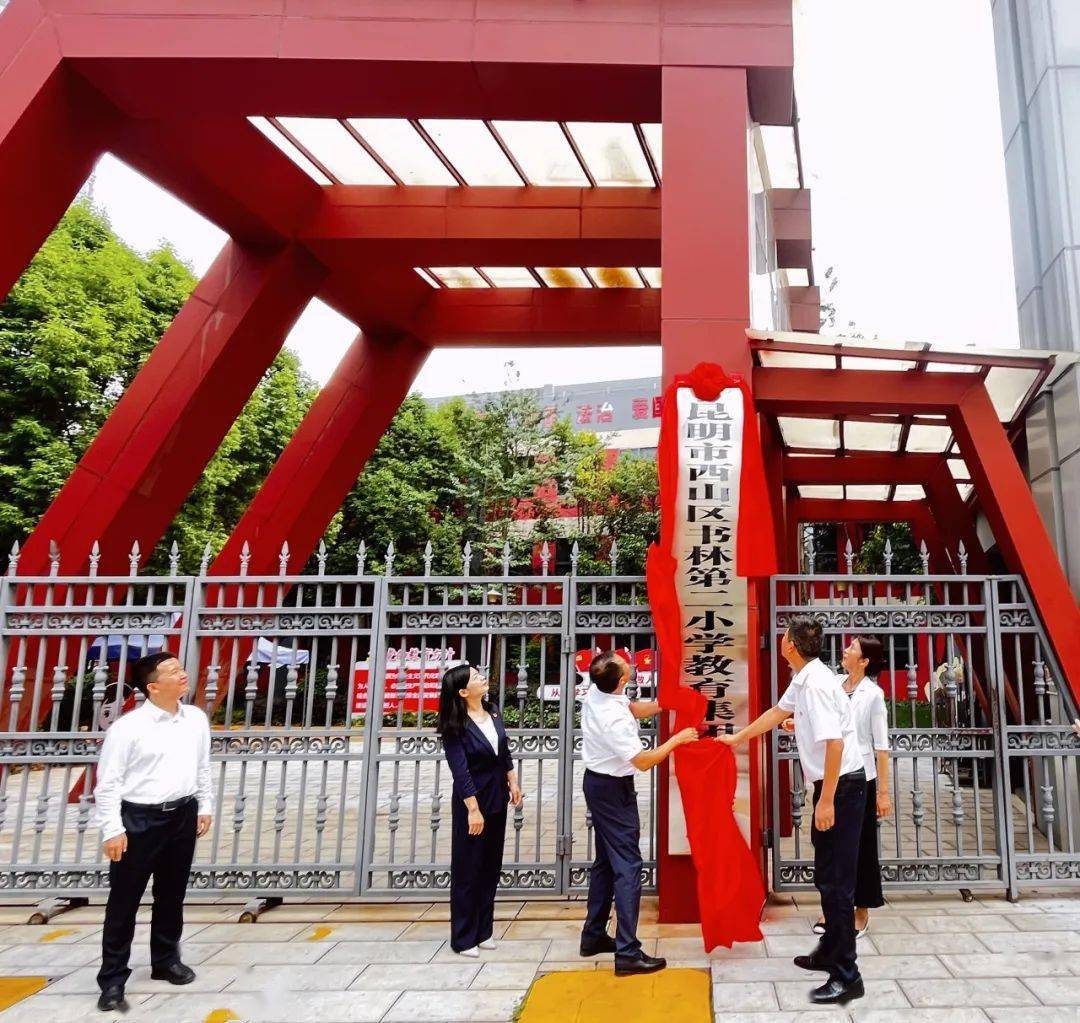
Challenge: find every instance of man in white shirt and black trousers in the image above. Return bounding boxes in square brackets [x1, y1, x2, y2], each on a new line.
[578, 651, 698, 976]
[93, 651, 213, 1012]
[720, 615, 866, 1006]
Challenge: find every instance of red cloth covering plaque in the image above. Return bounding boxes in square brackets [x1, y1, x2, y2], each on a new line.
[646, 362, 775, 950]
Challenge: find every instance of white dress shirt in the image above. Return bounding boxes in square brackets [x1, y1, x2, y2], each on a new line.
[93, 699, 214, 840]
[843, 675, 890, 781]
[475, 713, 499, 753]
[581, 685, 642, 777]
[778, 658, 863, 784]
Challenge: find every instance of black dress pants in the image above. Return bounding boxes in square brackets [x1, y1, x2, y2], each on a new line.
[450, 801, 507, 953]
[581, 770, 642, 958]
[854, 777, 885, 910]
[811, 769, 866, 986]
[98, 799, 197, 992]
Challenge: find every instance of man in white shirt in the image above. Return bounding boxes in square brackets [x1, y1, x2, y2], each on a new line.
[720, 616, 866, 1006]
[579, 651, 698, 976]
[93, 652, 213, 1012]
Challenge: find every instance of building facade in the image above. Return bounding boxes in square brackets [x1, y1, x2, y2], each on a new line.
[993, 0, 1080, 596]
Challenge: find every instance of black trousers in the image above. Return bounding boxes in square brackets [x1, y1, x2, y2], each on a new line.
[98, 799, 197, 992]
[855, 777, 885, 910]
[811, 769, 866, 986]
[450, 802, 507, 953]
[582, 770, 642, 958]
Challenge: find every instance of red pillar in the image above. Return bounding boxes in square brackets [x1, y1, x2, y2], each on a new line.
[951, 384, 1080, 696]
[19, 241, 326, 576]
[0, 3, 116, 303]
[658, 66, 753, 922]
[212, 332, 430, 578]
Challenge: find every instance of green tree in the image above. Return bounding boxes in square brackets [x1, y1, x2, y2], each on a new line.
[0, 200, 195, 561]
[0, 200, 317, 572]
[853, 522, 921, 575]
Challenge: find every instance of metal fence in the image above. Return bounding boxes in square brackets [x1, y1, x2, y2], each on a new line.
[770, 538, 1080, 900]
[0, 539, 657, 899]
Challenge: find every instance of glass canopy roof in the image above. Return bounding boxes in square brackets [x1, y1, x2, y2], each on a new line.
[753, 329, 1078, 506]
[418, 267, 659, 288]
[249, 117, 665, 188]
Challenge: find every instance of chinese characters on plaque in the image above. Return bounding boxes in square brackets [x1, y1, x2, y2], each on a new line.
[669, 386, 753, 851]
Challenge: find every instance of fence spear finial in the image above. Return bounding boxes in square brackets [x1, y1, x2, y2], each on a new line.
[6, 539, 20, 577]
[278, 540, 291, 575]
[317, 539, 327, 576]
[49, 540, 61, 577]
[423, 540, 433, 577]
[168, 540, 180, 576]
[239, 541, 251, 576]
[199, 541, 212, 576]
[89, 541, 101, 578]
[356, 540, 367, 576]
[501, 539, 511, 576]
[540, 540, 551, 576]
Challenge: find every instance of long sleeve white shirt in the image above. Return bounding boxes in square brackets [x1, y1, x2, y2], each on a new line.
[93, 699, 214, 841]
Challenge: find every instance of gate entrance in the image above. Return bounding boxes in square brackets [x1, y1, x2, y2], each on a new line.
[0, 550, 658, 899]
[769, 565, 1080, 899]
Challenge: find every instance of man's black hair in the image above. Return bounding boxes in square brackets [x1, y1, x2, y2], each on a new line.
[589, 651, 627, 694]
[786, 616, 824, 660]
[131, 651, 178, 695]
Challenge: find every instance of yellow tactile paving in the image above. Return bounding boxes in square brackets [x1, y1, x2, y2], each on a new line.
[304, 925, 335, 942]
[203, 1011, 243, 1023]
[37, 928, 77, 943]
[517, 968, 711, 1023]
[0, 977, 47, 1012]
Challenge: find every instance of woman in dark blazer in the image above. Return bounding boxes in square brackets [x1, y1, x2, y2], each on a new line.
[437, 663, 523, 956]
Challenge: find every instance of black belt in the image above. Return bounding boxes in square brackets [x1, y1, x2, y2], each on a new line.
[122, 795, 197, 813]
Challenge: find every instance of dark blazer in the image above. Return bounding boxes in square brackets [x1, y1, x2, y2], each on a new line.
[441, 708, 514, 816]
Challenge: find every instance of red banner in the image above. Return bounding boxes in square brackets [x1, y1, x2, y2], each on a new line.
[352, 650, 463, 715]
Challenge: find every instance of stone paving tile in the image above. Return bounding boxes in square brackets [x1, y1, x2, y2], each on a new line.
[252, 902, 339, 921]
[122, 942, 227, 967]
[774, 979, 907, 1011]
[986, 1010, 1080, 1023]
[145, 990, 400, 1023]
[224, 963, 366, 992]
[658, 937, 768, 960]
[938, 951, 1074, 977]
[0, 992, 155, 1022]
[708, 980, 779, 1011]
[45, 964, 242, 995]
[351, 961, 481, 990]
[187, 922, 309, 942]
[324, 902, 431, 922]
[855, 957, 952, 980]
[712, 1014, 850, 1023]
[545, 936, 657, 960]
[1007, 912, 1080, 930]
[872, 932, 988, 955]
[201, 939, 332, 965]
[0, 924, 100, 944]
[469, 961, 542, 989]
[711, 957, 830, 983]
[899, 978, 1038, 1008]
[852, 1011, 991, 1023]
[1024, 976, 1080, 1005]
[516, 903, 587, 920]
[503, 919, 586, 940]
[317, 939, 444, 964]
[432, 938, 550, 963]
[293, 920, 410, 942]
[400, 919, 509, 941]
[537, 960, 597, 974]
[765, 933, 879, 957]
[0, 942, 99, 967]
[977, 929, 1080, 952]
[906, 915, 1017, 933]
[759, 917, 820, 935]
[382, 988, 523, 1021]
[857, 917, 918, 934]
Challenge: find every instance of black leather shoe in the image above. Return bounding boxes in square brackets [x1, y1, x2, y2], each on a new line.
[614, 952, 667, 977]
[150, 961, 196, 985]
[97, 987, 126, 1012]
[580, 933, 617, 956]
[793, 954, 830, 972]
[809, 977, 865, 1005]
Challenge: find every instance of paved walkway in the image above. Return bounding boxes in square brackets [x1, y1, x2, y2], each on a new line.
[0, 890, 1079, 1021]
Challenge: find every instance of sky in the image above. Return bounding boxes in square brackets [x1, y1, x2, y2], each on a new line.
[81, 0, 1019, 396]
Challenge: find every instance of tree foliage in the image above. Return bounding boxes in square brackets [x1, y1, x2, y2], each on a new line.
[0, 200, 317, 572]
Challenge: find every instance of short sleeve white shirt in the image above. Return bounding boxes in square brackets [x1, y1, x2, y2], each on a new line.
[777, 658, 864, 783]
[581, 686, 642, 777]
[844, 676, 890, 781]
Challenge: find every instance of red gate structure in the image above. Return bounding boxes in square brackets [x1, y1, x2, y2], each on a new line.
[2, 0, 1079, 921]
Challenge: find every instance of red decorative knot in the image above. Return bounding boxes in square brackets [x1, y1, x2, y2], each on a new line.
[683, 362, 742, 401]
